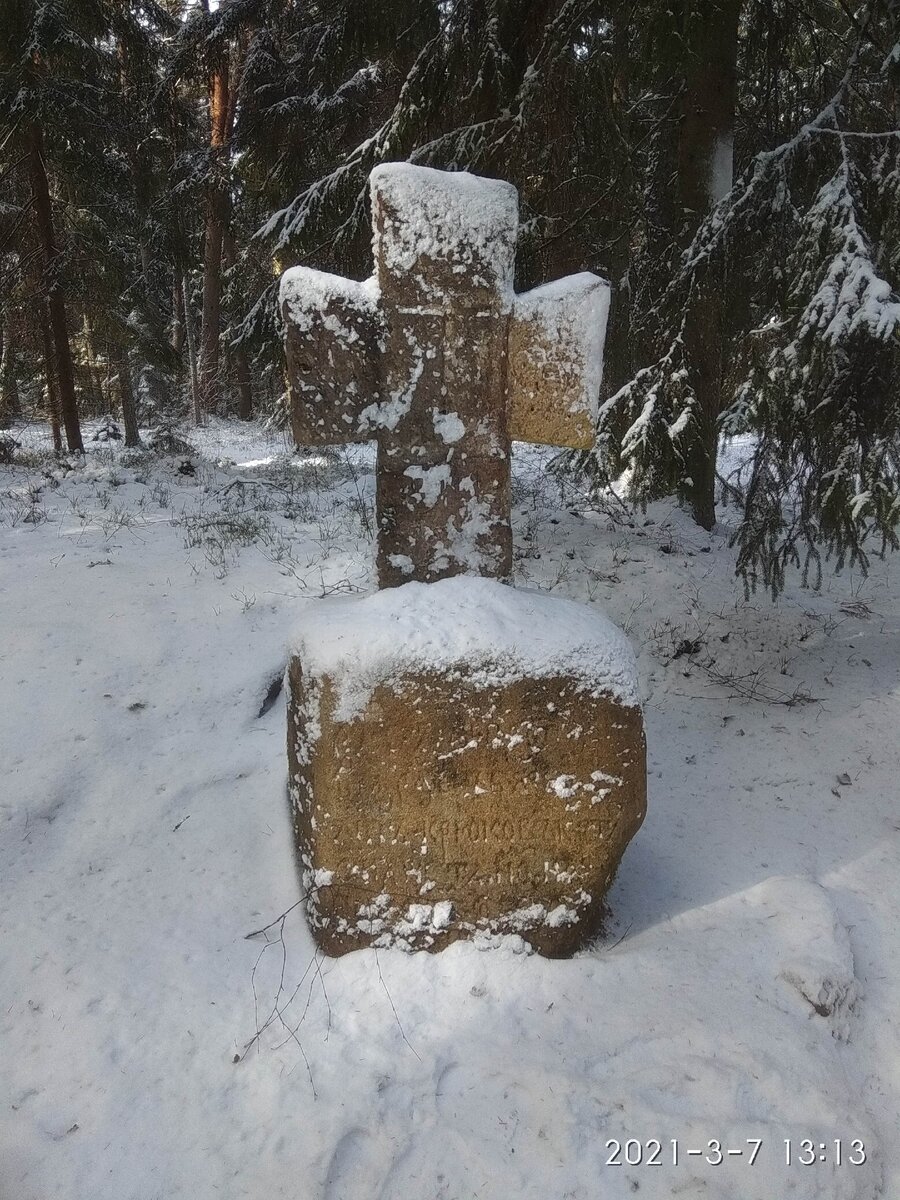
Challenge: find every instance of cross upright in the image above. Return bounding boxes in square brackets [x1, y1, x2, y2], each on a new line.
[280, 163, 610, 589]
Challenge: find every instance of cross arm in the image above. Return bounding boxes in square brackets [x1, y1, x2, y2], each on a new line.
[280, 267, 385, 446]
[507, 272, 610, 450]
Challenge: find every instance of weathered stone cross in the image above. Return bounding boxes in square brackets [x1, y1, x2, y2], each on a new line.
[280, 163, 609, 588]
[282, 165, 645, 956]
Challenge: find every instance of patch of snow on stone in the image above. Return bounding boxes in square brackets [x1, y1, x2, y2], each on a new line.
[358, 327, 424, 433]
[432, 411, 466, 444]
[442, 480, 498, 574]
[370, 163, 518, 299]
[291, 576, 641, 723]
[545, 904, 578, 928]
[403, 462, 451, 507]
[549, 774, 579, 799]
[404, 904, 434, 931]
[279, 267, 379, 334]
[388, 553, 414, 575]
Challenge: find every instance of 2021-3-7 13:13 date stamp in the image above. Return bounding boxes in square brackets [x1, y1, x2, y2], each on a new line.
[604, 1139, 867, 1168]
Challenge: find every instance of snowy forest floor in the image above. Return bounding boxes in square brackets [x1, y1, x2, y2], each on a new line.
[1, 417, 898, 1200]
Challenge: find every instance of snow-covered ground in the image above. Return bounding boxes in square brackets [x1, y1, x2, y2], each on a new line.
[1, 417, 897, 1199]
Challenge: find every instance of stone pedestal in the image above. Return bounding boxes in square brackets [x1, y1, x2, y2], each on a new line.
[287, 578, 646, 957]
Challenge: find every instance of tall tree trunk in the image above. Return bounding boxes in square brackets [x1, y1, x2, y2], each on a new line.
[0, 322, 20, 429]
[117, 33, 170, 420]
[222, 230, 253, 419]
[27, 246, 62, 451]
[182, 275, 202, 425]
[172, 276, 185, 355]
[677, 0, 740, 530]
[116, 350, 141, 447]
[39, 299, 63, 453]
[28, 122, 83, 452]
[83, 313, 106, 417]
[198, 56, 230, 414]
[597, 9, 637, 409]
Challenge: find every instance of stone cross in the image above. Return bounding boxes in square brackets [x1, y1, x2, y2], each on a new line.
[280, 164, 609, 588]
[281, 165, 645, 957]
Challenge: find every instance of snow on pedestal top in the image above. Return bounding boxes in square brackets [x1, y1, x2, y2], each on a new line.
[292, 575, 640, 721]
[370, 162, 519, 295]
[278, 268, 379, 335]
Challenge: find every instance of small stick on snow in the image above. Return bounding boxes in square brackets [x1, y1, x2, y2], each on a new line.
[244, 895, 308, 940]
[374, 948, 420, 1062]
[603, 921, 633, 952]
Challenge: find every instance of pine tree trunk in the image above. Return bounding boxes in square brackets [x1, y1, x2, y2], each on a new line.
[28, 122, 83, 453]
[38, 299, 63, 453]
[83, 313, 106, 417]
[198, 58, 230, 415]
[172, 276, 185, 354]
[116, 351, 141, 447]
[182, 275, 202, 425]
[681, 287, 721, 532]
[0, 322, 19, 429]
[223, 230, 253, 420]
[677, 0, 740, 531]
[597, 12, 637, 410]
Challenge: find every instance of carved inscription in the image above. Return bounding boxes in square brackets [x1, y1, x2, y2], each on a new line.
[397, 815, 577, 855]
[287, 658, 647, 956]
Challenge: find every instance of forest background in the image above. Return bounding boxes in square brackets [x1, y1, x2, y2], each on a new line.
[1, 0, 899, 595]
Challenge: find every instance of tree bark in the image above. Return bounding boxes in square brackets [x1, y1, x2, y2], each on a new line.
[83, 312, 106, 418]
[116, 350, 141, 447]
[198, 56, 230, 414]
[28, 122, 83, 452]
[677, 0, 740, 530]
[182, 275, 202, 425]
[598, 8, 637, 410]
[38, 298, 63, 453]
[172, 276, 185, 354]
[0, 322, 20, 429]
[223, 230, 253, 419]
